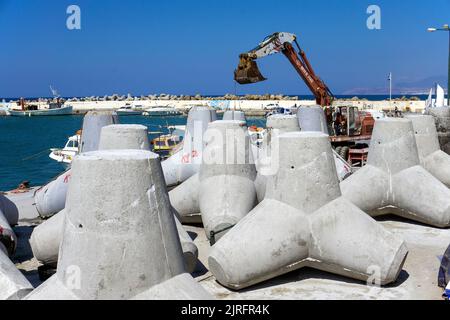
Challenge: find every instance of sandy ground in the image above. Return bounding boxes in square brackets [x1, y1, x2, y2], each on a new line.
[13, 215, 449, 300]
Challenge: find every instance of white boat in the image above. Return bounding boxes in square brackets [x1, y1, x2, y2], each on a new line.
[49, 133, 81, 167]
[143, 107, 183, 117]
[10, 87, 74, 117]
[116, 105, 143, 116]
[264, 104, 296, 117]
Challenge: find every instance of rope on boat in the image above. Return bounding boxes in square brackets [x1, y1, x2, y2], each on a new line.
[21, 148, 51, 161]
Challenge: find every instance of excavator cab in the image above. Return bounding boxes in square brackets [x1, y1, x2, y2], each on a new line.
[234, 55, 267, 84]
[333, 106, 374, 137]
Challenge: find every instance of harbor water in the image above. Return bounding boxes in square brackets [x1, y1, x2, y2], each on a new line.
[0, 115, 265, 191]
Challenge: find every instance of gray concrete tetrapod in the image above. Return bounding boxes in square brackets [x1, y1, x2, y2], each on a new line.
[169, 173, 201, 223]
[0, 247, 33, 299]
[168, 114, 243, 224]
[405, 115, 450, 188]
[222, 110, 246, 123]
[100, 124, 199, 272]
[34, 170, 72, 219]
[30, 124, 199, 273]
[25, 150, 211, 300]
[30, 208, 198, 273]
[1, 188, 40, 223]
[162, 106, 217, 187]
[341, 118, 450, 227]
[297, 106, 351, 181]
[0, 208, 18, 256]
[199, 120, 257, 241]
[297, 105, 329, 135]
[208, 132, 408, 290]
[425, 107, 450, 155]
[34, 111, 119, 218]
[0, 193, 19, 226]
[254, 114, 300, 203]
[98, 124, 150, 150]
[80, 111, 120, 153]
[266, 114, 300, 133]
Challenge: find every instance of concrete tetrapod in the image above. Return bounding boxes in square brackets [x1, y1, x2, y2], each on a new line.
[297, 106, 351, 181]
[79, 111, 120, 153]
[30, 207, 199, 273]
[199, 120, 257, 242]
[170, 120, 257, 239]
[297, 105, 329, 134]
[254, 114, 300, 203]
[426, 107, 450, 154]
[208, 132, 408, 290]
[0, 248, 33, 300]
[25, 150, 211, 300]
[34, 111, 119, 218]
[1, 188, 41, 223]
[169, 173, 201, 223]
[341, 118, 450, 227]
[255, 111, 350, 204]
[98, 124, 150, 150]
[223, 110, 246, 123]
[0, 208, 18, 256]
[100, 124, 199, 272]
[162, 106, 217, 187]
[0, 193, 19, 226]
[405, 115, 450, 188]
[30, 124, 199, 273]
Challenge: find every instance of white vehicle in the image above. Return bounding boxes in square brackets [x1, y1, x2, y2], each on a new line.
[49, 134, 81, 167]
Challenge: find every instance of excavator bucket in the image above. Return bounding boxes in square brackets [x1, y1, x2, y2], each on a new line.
[234, 57, 267, 84]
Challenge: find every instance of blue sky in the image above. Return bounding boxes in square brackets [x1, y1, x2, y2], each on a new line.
[0, 0, 449, 97]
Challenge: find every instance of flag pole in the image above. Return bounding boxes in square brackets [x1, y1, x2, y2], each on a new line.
[389, 72, 392, 108]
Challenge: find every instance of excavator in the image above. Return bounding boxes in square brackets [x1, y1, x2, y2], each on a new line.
[234, 32, 375, 162]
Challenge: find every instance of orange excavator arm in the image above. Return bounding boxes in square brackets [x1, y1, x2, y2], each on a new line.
[234, 32, 334, 107]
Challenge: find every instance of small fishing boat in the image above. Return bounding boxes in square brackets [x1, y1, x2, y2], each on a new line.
[150, 125, 185, 159]
[116, 105, 143, 116]
[10, 87, 73, 117]
[49, 132, 81, 168]
[143, 107, 183, 117]
[9, 101, 73, 117]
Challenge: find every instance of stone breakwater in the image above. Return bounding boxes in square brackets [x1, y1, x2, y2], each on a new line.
[4, 96, 427, 114]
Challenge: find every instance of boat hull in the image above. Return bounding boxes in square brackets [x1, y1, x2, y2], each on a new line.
[144, 111, 183, 117]
[116, 111, 143, 116]
[9, 105, 73, 117]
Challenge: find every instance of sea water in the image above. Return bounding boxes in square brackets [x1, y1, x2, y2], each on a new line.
[0, 115, 265, 191]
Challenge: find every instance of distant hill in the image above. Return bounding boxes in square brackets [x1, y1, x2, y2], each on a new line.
[343, 75, 448, 95]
